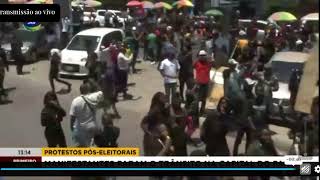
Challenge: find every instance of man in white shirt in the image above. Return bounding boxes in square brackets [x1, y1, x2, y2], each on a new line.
[117, 44, 133, 99]
[61, 17, 70, 48]
[70, 83, 104, 147]
[159, 53, 180, 103]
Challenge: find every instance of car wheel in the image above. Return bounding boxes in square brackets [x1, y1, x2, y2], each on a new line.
[95, 21, 100, 27]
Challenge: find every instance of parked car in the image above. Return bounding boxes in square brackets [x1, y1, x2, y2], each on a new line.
[1, 27, 49, 63]
[83, 9, 128, 28]
[59, 28, 124, 77]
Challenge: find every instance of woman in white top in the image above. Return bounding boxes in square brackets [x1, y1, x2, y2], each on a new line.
[117, 43, 133, 99]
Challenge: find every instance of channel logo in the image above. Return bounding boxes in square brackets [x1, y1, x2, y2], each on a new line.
[23, 22, 41, 32]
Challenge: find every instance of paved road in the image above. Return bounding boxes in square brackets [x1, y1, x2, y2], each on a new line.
[0, 59, 293, 180]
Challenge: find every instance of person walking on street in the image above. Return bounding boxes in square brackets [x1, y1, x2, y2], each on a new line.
[193, 50, 214, 115]
[0, 46, 9, 102]
[117, 43, 133, 100]
[178, 45, 193, 102]
[70, 83, 104, 147]
[131, 26, 142, 73]
[169, 93, 188, 156]
[49, 49, 71, 93]
[85, 52, 100, 91]
[201, 97, 232, 156]
[60, 17, 70, 49]
[10, 33, 25, 75]
[159, 52, 180, 103]
[100, 43, 121, 119]
[41, 91, 67, 147]
[146, 30, 158, 64]
[141, 92, 172, 157]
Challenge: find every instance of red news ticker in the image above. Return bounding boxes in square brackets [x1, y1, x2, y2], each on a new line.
[0, 156, 42, 162]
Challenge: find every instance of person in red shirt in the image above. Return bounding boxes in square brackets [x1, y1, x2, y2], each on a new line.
[193, 50, 214, 115]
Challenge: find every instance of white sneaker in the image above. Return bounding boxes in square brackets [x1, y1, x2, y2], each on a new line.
[150, 61, 156, 65]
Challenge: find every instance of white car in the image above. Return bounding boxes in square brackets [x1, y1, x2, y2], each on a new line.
[83, 9, 129, 28]
[59, 28, 124, 77]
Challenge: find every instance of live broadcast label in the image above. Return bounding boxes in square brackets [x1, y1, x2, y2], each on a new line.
[0, 4, 60, 22]
[41, 148, 140, 156]
[0, 148, 41, 157]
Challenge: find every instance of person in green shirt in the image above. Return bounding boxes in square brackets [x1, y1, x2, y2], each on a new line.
[146, 30, 158, 64]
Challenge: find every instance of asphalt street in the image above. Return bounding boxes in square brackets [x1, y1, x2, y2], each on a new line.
[0, 58, 293, 180]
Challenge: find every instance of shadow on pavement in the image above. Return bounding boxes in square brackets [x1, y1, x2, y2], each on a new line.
[4, 87, 17, 92]
[117, 95, 142, 102]
[56, 88, 71, 95]
[60, 74, 87, 80]
[0, 100, 13, 105]
[127, 83, 136, 87]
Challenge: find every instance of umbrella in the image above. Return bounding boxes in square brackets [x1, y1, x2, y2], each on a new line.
[142, 1, 154, 9]
[26, 0, 46, 4]
[26, 1, 41, 3]
[126, 0, 143, 7]
[268, 11, 297, 22]
[8, 0, 27, 3]
[172, 0, 194, 8]
[301, 13, 319, 21]
[71, 0, 102, 7]
[154, 2, 172, 10]
[205, 9, 223, 16]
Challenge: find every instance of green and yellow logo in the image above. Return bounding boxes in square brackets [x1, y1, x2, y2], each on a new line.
[23, 22, 42, 32]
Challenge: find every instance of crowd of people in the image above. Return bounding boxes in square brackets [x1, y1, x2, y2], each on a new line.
[0, 5, 319, 180]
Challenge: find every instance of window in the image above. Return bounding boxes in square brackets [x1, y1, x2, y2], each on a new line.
[98, 11, 106, 16]
[100, 31, 123, 47]
[110, 31, 123, 42]
[67, 35, 100, 51]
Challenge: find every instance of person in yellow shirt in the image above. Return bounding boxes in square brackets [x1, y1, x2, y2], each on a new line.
[238, 30, 249, 50]
[231, 30, 249, 60]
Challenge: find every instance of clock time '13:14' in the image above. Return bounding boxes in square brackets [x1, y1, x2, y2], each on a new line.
[17, 149, 31, 156]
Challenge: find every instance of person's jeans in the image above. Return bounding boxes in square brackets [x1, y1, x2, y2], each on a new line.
[45, 126, 67, 147]
[131, 49, 139, 72]
[164, 82, 177, 103]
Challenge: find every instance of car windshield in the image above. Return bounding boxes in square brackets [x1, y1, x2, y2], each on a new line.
[115, 12, 125, 18]
[272, 61, 305, 82]
[67, 35, 100, 51]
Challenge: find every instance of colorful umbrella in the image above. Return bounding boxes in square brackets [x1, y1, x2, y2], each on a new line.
[8, 0, 27, 3]
[142, 1, 154, 9]
[71, 0, 101, 7]
[154, 2, 172, 10]
[26, 1, 42, 3]
[268, 11, 297, 22]
[26, 0, 46, 4]
[301, 13, 319, 21]
[126, 0, 143, 7]
[205, 9, 223, 16]
[172, 0, 194, 8]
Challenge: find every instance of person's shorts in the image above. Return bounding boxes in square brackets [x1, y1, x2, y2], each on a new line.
[197, 83, 209, 100]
